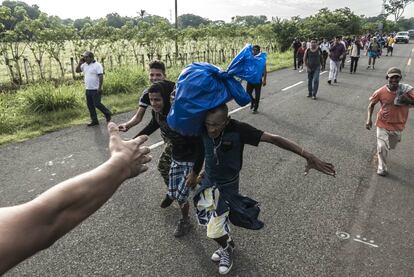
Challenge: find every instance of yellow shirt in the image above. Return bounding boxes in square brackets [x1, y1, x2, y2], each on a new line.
[387, 37, 396, 45]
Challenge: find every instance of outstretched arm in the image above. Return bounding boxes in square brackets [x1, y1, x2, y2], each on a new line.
[260, 132, 336, 177]
[0, 123, 151, 275]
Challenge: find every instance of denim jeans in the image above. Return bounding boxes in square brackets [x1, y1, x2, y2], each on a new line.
[85, 89, 111, 122]
[307, 67, 320, 97]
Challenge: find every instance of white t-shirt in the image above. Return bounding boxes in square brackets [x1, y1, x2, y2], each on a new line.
[80, 62, 103, 90]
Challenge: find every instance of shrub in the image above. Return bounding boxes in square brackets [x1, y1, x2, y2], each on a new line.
[22, 84, 82, 114]
[104, 67, 148, 95]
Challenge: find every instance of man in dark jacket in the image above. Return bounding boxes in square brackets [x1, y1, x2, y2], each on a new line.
[191, 104, 336, 275]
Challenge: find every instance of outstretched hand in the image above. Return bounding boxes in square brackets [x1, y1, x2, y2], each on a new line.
[304, 154, 336, 177]
[107, 122, 152, 179]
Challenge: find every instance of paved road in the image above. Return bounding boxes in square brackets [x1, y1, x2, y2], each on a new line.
[1, 43, 414, 277]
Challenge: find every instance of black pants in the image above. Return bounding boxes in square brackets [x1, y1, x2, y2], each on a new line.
[350, 57, 359, 73]
[246, 82, 262, 111]
[293, 50, 298, 69]
[85, 89, 111, 123]
[387, 46, 393, 56]
[340, 55, 346, 70]
[322, 52, 328, 71]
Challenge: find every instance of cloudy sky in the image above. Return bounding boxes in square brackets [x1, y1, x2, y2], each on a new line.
[21, 0, 414, 21]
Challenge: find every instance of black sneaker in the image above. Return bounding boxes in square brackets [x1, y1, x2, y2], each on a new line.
[160, 195, 173, 209]
[87, 121, 99, 127]
[174, 218, 191, 237]
[218, 244, 234, 275]
[334, 79, 337, 83]
[327, 80, 331, 85]
[211, 240, 235, 262]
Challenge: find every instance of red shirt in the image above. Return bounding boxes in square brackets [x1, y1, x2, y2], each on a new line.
[370, 85, 414, 131]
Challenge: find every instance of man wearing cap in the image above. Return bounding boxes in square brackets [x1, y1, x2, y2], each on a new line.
[76, 51, 112, 126]
[366, 67, 414, 176]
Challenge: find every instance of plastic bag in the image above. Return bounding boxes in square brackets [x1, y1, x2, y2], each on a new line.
[167, 44, 267, 135]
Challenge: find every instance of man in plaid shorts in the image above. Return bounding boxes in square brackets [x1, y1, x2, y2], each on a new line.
[137, 81, 203, 237]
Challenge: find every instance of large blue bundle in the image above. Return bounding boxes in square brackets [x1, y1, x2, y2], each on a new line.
[167, 44, 267, 135]
[227, 44, 267, 84]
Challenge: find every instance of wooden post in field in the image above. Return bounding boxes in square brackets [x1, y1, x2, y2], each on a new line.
[203, 51, 206, 61]
[23, 58, 30, 84]
[110, 56, 114, 69]
[70, 57, 76, 80]
[141, 54, 145, 70]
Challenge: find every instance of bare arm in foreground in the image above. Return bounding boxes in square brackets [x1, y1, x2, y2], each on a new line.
[0, 123, 151, 274]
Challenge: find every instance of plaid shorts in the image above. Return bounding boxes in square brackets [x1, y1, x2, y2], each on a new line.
[168, 159, 194, 204]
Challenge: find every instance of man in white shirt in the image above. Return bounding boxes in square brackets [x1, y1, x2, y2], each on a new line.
[76, 51, 112, 126]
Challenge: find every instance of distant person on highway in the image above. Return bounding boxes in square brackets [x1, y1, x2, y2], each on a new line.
[118, 61, 175, 188]
[296, 42, 306, 70]
[190, 104, 336, 275]
[349, 37, 363, 74]
[135, 81, 203, 237]
[319, 38, 330, 71]
[0, 123, 151, 275]
[366, 67, 414, 176]
[246, 45, 267, 114]
[292, 38, 302, 70]
[76, 51, 112, 126]
[339, 36, 348, 71]
[367, 37, 380, 70]
[386, 34, 396, 56]
[304, 39, 323, 99]
[328, 36, 346, 85]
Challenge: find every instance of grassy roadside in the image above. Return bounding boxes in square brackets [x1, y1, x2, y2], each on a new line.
[0, 51, 292, 146]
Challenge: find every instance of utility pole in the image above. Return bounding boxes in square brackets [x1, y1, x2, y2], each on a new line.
[175, 0, 178, 58]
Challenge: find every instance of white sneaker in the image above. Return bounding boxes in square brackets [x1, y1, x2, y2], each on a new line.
[211, 247, 224, 262]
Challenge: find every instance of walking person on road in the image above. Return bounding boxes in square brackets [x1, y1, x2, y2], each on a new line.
[386, 34, 396, 56]
[367, 37, 380, 70]
[349, 37, 363, 74]
[296, 42, 306, 71]
[191, 104, 336, 275]
[136, 81, 203, 237]
[328, 36, 346, 84]
[118, 61, 175, 188]
[76, 51, 112, 126]
[319, 38, 330, 71]
[292, 38, 302, 70]
[366, 67, 414, 176]
[246, 45, 267, 114]
[304, 39, 323, 99]
[339, 36, 348, 71]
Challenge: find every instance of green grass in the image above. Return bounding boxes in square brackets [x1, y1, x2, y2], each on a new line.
[0, 51, 291, 146]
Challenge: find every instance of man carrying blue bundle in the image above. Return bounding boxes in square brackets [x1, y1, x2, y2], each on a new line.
[167, 45, 336, 275]
[187, 104, 336, 275]
[246, 45, 267, 113]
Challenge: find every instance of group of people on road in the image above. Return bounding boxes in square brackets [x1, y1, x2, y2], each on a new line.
[291, 32, 404, 100]
[1, 34, 413, 276]
[291, 34, 414, 178]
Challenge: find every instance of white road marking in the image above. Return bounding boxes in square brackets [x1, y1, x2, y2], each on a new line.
[320, 71, 327, 75]
[347, 60, 351, 63]
[353, 238, 379, 248]
[281, 81, 304, 91]
[229, 104, 250, 115]
[408, 58, 412, 66]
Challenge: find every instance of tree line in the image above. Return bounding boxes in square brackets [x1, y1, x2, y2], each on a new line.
[0, 0, 413, 86]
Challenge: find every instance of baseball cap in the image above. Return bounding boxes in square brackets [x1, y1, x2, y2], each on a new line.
[386, 67, 402, 78]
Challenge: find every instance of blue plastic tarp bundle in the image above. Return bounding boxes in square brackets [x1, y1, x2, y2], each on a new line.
[167, 44, 267, 136]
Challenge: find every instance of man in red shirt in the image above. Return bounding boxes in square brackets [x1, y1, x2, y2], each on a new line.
[366, 67, 414, 176]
